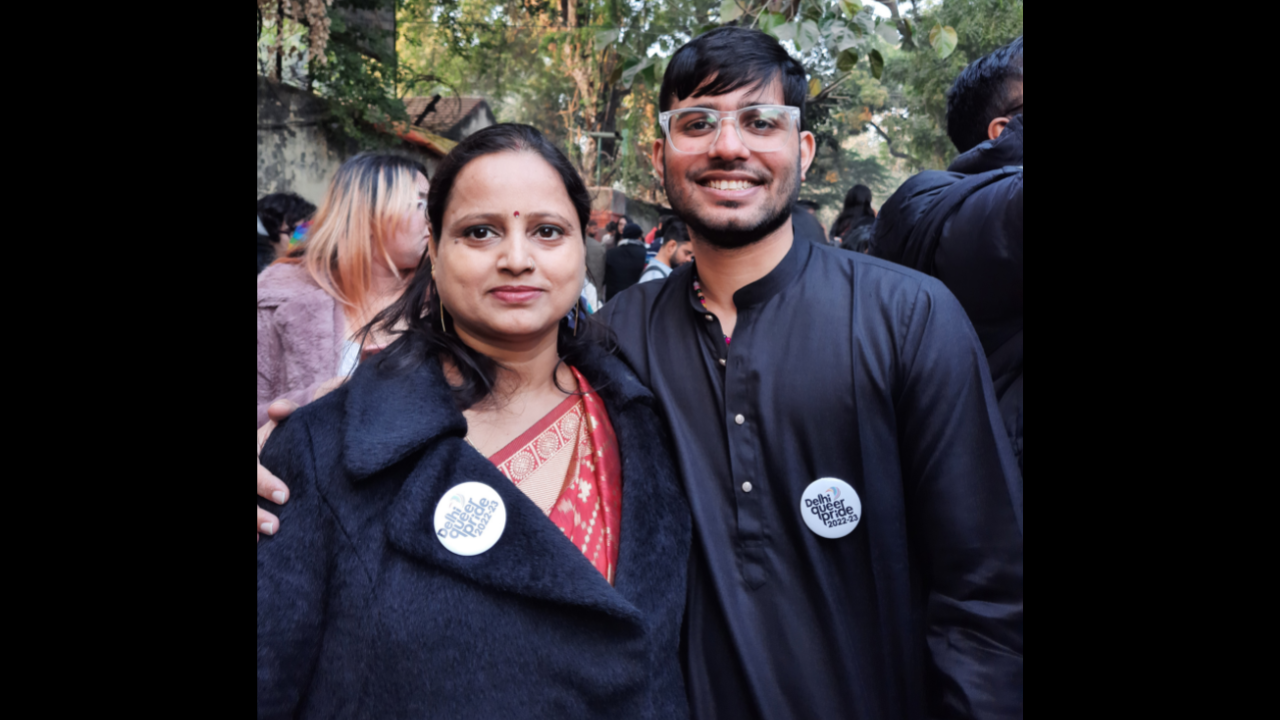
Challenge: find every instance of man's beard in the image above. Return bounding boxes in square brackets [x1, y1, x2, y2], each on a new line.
[665, 158, 800, 250]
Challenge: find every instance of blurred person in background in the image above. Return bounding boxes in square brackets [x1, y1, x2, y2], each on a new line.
[604, 221, 647, 300]
[257, 192, 316, 275]
[585, 221, 607, 305]
[829, 184, 876, 253]
[794, 199, 826, 239]
[600, 219, 620, 248]
[644, 214, 673, 252]
[639, 219, 694, 284]
[790, 200, 826, 244]
[257, 124, 691, 719]
[873, 35, 1024, 476]
[257, 154, 430, 431]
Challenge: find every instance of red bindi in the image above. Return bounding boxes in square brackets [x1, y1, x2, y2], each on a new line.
[513, 211, 520, 217]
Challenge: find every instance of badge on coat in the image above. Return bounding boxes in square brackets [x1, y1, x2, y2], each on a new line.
[800, 478, 861, 539]
[434, 482, 507, 556]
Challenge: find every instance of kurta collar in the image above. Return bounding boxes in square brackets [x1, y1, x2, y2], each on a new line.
[685, 229, 811, 313]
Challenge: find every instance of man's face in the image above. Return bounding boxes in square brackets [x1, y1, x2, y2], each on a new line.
[671, 242, 694, 268]
[654, 78, 815, 249]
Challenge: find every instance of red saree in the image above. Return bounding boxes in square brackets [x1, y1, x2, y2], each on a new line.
[485, 367, 623, 584]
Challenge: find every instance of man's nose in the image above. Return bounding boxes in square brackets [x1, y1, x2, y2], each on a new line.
[708, 118, 751, 161]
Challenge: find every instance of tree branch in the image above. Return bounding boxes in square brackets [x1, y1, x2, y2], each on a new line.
[873, 1, 914, 49]
[864, 120, 915, 161]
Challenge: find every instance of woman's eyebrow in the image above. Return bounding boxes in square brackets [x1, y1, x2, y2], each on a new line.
[523, 211, 573, 225]
[449, 212, 506, 225]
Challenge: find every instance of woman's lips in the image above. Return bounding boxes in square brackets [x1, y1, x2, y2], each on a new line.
[490, 286, 544, 303]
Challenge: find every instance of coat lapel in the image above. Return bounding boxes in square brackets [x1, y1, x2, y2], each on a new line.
[383, 437, 644, 624]
[345, 343, 671, 625]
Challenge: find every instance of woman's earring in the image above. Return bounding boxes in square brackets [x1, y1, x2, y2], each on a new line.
[432, 264, 446, 333]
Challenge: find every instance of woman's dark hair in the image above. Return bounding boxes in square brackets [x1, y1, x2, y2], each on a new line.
[365, 123, 613, 411]
[829, 184, 875, 243]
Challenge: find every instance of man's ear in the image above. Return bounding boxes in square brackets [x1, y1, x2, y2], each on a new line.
[798, 131, 817, 182]
[653, 139, 666, 185]
[988, 116, 1010, 141]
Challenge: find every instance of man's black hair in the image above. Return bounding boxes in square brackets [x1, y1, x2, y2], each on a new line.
[945, 35, 1023, 154]
[660, 26, 809, 130]
[662, 219, 690, 245]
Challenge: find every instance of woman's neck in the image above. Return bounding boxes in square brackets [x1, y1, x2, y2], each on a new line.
[451, 327, 572, 411]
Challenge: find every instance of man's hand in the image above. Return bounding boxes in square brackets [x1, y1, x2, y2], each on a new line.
[257, 377, 348, 541]
[257, 399, 298, 541]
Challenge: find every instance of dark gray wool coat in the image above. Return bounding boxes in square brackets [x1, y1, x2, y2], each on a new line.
[257, 340, 692, 720]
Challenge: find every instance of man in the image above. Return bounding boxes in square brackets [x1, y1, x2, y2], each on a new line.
[872, 36, 1023, 475]
[258, 26, 1023, 720]
[603, 221, 648, 300]
[585, 224, 608, 304]
[599, 26, 1021, 720]
[643, 214, 671, 251]
[790, 199, 827, 244]
[638, 219, 694, 284]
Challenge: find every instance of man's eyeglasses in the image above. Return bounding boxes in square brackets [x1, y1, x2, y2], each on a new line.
[659, 104, 801, 154]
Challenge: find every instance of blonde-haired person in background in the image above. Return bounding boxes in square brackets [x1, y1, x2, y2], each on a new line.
[257, 153, 430, 433]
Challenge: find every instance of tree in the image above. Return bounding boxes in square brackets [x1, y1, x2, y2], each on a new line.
[261, 1, 1022, 208]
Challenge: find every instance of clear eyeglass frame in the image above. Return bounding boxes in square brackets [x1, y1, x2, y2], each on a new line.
[658, 104, 802, 154]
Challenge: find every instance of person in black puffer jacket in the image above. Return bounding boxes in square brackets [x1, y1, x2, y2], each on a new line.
[873, 36, 1023, 477]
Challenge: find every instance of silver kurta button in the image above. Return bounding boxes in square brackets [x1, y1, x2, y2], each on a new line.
[742, 482, 753, 492]
[719, 358, 727, 366]
[734, 414, 745, 425]
[705, 314, 713, 321]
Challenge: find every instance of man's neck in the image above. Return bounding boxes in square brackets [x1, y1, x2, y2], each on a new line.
[689, 221, 794, 311]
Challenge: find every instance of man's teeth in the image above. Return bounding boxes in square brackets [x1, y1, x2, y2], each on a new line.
[704, 179, 757, 190]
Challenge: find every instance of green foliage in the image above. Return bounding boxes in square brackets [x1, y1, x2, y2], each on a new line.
[260, 0, 1021, 202]
[877, 0, 1023, 170]
[929, 23, 958, 59]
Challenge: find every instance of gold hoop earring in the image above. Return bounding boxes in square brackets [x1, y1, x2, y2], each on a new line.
[431, 264, 446, 333]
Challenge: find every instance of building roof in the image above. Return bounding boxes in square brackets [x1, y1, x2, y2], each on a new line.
[403, 96, 488, 135]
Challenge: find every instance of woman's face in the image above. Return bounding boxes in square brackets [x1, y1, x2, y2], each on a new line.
[431, 151, 585, 348]
[385, 171, 431, 272]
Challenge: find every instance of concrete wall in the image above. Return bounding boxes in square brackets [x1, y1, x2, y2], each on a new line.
[258, 76, 349, 205]
[257, 76, 442, 206]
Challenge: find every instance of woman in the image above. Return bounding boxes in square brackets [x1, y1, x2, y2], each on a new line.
[829, 183, 877, 253]
[256, 154, 430, 429]
[257, 124, 691, 719]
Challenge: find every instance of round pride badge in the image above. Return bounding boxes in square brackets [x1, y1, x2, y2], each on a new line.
[800, 478, 861, 539]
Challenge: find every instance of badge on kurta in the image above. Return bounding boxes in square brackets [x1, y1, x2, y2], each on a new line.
[800, 478, 861, 538]
[434, 482, 507, 556]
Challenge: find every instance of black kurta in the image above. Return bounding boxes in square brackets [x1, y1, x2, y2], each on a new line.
[600, 236, 1023, 720]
